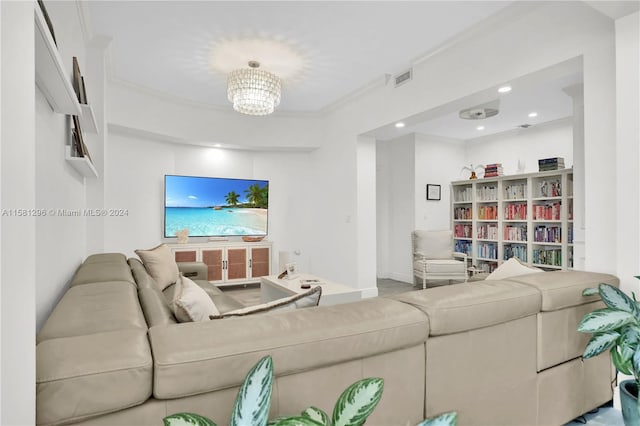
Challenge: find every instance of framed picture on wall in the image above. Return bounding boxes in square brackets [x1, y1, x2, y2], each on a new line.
[426, 184, 441, 201]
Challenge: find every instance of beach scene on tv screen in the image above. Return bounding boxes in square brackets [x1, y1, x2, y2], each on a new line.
[165, 175, 268, 237]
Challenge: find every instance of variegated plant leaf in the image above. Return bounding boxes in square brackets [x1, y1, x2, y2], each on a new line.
[612, 347, 633, 376]
[582, 332, 620, 358]
[332, 377, 384, 426]
[163, 413, 217, 426]
[230, 356, 274, 426]
[582, 287, 599, 297]
[622, 325, 640, 345]
[632, 346, 640, 378]
[599, 283, 638, 314]
[301, 407, 331, 426]
[577, 309, 634, 333]
[415, 412, 458, 426]
[270, 416, 324, 426]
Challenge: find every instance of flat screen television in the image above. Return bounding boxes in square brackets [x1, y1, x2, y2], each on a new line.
[164, 175, 268, 238]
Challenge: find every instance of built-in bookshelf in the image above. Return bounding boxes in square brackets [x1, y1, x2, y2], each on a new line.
[451, 168, 574, 273]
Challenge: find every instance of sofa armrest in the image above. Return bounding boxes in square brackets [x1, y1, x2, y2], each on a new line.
[177, 262, 208, 280]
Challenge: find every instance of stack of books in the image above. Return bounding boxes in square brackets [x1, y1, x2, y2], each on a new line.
[483, 163, 503, 177]
[538, 157, 565, 171]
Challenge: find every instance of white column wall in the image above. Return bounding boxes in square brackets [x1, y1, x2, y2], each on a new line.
[1, 2, 36, 424]
[615, 12, 640, 294]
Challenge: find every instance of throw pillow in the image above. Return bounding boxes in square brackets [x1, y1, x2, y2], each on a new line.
[485, 257, 543, 281]
[172, 275, 220, 322]
[135, 244, 179, 290]
[210, 285, 322, 319]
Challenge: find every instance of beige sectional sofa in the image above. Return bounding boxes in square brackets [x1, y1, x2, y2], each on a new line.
[36, 253, 618, 426]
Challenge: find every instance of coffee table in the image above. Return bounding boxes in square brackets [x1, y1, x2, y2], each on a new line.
[260, 273, 361, 306]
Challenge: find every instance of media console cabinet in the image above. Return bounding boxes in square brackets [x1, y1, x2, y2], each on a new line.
[167, 241, 272, 287]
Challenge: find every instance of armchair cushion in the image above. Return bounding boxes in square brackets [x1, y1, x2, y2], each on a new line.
[413, 230, 453, 259]
[414, 259, 466, 274]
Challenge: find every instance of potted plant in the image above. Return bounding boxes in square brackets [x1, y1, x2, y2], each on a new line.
[578, 280, 640, 425]
[164, 355, 457, 426]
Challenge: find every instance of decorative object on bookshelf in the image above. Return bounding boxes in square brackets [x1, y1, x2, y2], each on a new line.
[426, 184, 441, 200]
[37, 0, 56, 46]
[538, 157, 565, 171]
[461, 164, 484, 180]
[175, 228, 190, 244]
[242, 236, 265, 242]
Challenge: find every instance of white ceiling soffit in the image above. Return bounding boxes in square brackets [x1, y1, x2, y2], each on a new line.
[584, 1, 640, 20]
[87, 1, 512, 113]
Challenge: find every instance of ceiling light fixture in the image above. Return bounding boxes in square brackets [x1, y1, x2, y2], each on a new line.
[395, 122, 405, 128]
[498, 85, 512, 93]
[477, 126, 485, 130]
[528, 112, 538, 118]
[227, 61, 281, 116]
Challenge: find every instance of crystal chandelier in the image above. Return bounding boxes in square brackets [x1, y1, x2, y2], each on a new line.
[227, 61, 281, 116]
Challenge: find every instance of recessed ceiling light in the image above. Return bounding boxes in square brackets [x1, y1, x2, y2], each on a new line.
[528, 112, 538, 118]
[214, 143, 222, 148]
[477, 126, 485, 130]
[498, 85, 512, 93]
[395, 122, 405, 128]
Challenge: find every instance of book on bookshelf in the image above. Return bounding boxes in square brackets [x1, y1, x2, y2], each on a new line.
[538, 157, 565, 171]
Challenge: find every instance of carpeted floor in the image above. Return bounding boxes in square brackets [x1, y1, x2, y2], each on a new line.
[221, 277, 624, 425]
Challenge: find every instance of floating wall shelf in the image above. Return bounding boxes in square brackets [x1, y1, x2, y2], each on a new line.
[65, 146, 98, 178]
[79, 104, 98, 134]
[34, 5, 81, 115]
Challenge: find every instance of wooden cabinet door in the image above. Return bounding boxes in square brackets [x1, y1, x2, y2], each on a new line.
[202, 248, 224, 282]
[250, 246, 271, 278]
[226, 248, 248, 281]
[173, 249, 197, 263]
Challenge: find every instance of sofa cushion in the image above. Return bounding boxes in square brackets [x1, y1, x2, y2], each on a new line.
[210, 286, 321, 319]
[37, 281, 148, 344]
[164, 280, 245, 314]
[172, 275, 220, 322]
[508, 270, 620, 311]
[414, 259, 466, 274]
[70, 253, 136, 287]
[148, 297, 428, 399]
[485, 257, 543, 281]
[135, 244, 179, 290]
[390, 281, 541, 336]
[36, 329, 153, 426]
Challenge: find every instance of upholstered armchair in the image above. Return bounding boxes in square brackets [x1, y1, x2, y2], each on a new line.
[412, 230, 468, 289]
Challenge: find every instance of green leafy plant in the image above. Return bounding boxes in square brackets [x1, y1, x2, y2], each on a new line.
[578, 279, 640, 415]
[163, 355, 457, 426]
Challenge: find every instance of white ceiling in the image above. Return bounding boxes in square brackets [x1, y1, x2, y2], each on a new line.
[86, 1, 637, 140]
[88, 1, 512, 112]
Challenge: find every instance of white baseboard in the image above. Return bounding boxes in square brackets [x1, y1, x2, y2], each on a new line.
[387, 272, 413, 284]
[360, 286, 379, 299]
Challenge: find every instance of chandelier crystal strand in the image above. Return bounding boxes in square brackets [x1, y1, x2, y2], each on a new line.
[227, 62, 281, 116]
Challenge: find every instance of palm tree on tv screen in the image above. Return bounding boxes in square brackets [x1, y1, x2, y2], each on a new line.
[225, 191, 240, 206]
[244, 183, 268, 208]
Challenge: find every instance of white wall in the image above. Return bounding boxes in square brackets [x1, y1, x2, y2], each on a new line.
[615, 11, 640, 295]
[376, 135, 415, 282]
[104, 131, 315, 273]
[464, 119, 573, 175]
[414, 134, 465, 230]
[34, 2, 92, 332]
[1, 2, 36, 423]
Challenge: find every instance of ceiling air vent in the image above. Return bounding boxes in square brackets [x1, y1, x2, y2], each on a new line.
[517, 124, 532, 129]
[394, 69, 412, 87]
